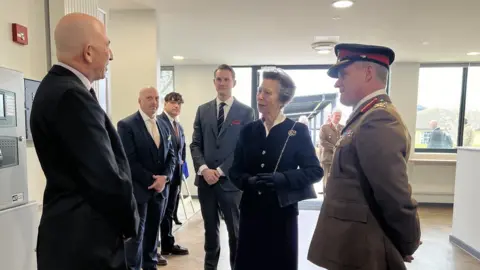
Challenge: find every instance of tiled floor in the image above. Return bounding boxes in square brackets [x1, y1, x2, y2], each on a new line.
[163, 202, 480, 270]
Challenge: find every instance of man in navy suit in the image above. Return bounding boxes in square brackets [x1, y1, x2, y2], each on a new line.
[190, 64, 255, 270]
[158, 92, 189, 259]
[117, 87, 177, 270]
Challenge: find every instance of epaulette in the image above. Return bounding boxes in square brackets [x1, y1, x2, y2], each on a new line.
[372, 101, 388, 109]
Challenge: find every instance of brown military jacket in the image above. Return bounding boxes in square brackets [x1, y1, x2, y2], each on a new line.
[319, 123, 344, 165]
[307, 95, 421, 270]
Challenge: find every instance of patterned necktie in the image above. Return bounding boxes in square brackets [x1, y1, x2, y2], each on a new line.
[149, 118, 160, 148]
[89, 88, 98, 102]
[173, 120, 179, 138]
[217, 102, 226, 132]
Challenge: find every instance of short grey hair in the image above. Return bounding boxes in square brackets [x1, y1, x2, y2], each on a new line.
[262, 67, 296, 105]
[356, 62, 389, 85]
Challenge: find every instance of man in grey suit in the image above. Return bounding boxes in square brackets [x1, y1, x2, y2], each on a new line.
[190, 64, 255, 270]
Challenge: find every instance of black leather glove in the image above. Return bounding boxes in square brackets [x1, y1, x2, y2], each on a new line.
[257, 172, 289, 189]
[246, 175, 273, 193]
[255, 173, 275, 189]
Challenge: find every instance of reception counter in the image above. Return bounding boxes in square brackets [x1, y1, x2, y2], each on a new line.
[450, 147, 480, 260]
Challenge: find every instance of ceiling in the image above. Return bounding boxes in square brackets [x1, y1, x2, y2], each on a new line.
[101, 0, 480, 66]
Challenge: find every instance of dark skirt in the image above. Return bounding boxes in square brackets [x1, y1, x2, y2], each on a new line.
[234, 202, 298, 270]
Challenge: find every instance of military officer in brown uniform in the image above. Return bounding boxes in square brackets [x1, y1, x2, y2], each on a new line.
[319, 110, 344, 191]
[307, 43, 421, 270]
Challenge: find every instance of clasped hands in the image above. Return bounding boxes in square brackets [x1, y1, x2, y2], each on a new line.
[202, 169, 221, 185]
[148, 175, 167, 192]
[247, 173, 278, 193]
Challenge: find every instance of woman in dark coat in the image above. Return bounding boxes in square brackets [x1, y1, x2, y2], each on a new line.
[229, 67, 324, 270]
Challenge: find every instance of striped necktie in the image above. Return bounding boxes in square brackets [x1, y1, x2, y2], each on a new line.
[217, 102, 226, 132]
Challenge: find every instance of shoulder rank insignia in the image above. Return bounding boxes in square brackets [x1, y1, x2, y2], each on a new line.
[288, 130, 296, 137]
[373, 101, 387, 109]
[360, 97, 379, 113]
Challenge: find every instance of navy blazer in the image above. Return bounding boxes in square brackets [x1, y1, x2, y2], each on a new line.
[229, 118, 323, 209]
[30, 65, 139, 270]
[158, 112, 186, 184]
[117, 111, 177, 204]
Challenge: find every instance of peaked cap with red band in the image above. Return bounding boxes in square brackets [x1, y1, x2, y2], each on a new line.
[327, 43, 395, 78]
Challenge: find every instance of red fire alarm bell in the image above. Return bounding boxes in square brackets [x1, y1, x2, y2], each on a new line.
[12, 23, 28, 45]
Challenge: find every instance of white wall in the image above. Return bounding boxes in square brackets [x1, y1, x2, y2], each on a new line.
[108, 9, 158, 124]
[174, 65, 218, 196]
[0, 0, 49, 204]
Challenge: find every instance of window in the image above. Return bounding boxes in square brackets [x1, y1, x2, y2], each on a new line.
[415, 66, 464, 151]
[232, 67, 252, 107]
[464, 66, 480, 147]
[159, 67, 174, 97]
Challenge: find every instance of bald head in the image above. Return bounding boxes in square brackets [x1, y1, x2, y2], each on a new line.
[55, 13, 101, 58]
[138, 87, 160, 117]
[54, 13, 113, 82]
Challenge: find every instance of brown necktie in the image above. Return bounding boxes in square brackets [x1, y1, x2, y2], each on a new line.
[173, 120, 179, 138]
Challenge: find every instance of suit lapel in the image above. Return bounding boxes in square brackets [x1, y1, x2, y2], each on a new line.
[160, 113, 179, 149]
[157, 117, 170, 158]
[134, 112, 158, 159]
[209, 100, 219, 138]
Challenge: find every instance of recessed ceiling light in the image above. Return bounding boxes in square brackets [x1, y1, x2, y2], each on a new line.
[317, 50, 331, 54]
[173, 55, 184, 60]
[332, 16, 341, 20]
[422, 41, 429, 45]
[467, 52, 480, 56]
[332, 0, 354, 8]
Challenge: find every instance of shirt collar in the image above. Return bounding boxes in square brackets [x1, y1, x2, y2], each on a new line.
[262, 111, 286, 128]
[352, 89, 387, 113]
[139, 109, 156, 122]
[164, 111, 177, 123]
[216, 96, 234, 107]
[56, 62, 92, 91]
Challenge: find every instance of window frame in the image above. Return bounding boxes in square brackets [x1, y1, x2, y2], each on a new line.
[415, 63, 480, 153]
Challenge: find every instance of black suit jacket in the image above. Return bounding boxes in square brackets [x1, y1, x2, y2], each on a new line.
[158, 112, 186, 184]
[117, 111, 177, 204]
[30, 65, 139, 270]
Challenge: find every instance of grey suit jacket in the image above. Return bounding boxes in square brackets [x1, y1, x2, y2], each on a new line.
[190, 98, 255, 191]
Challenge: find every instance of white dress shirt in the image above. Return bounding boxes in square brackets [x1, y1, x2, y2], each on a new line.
[216, 96, 234, 119]
[352, 89, 387, 113]
[197, 96, 235, 177]
[163, 111, 177, 128]
[263, 112, 286, 137]
[139, 109, 161, 143]
[56, 62, 91, 91]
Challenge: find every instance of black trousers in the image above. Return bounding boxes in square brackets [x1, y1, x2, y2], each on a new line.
[125, 190, 168, 270]
[160, 178, 181, 250]
[198, 181, 242, 270]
